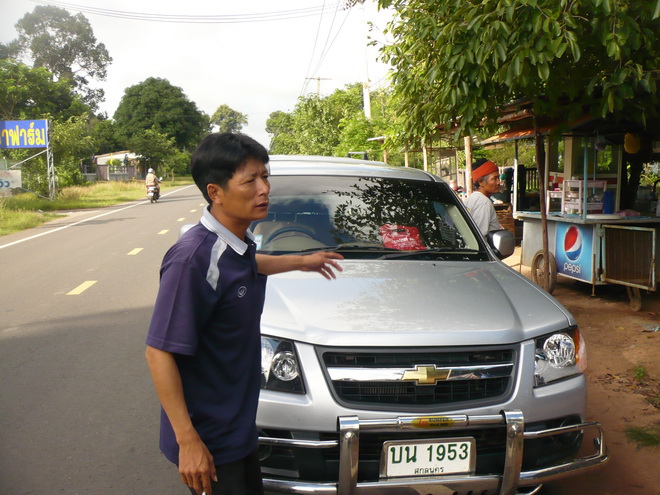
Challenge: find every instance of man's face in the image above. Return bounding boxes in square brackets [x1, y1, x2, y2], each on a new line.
[210, 158, 270, 227]
[479, 172, 501, 197]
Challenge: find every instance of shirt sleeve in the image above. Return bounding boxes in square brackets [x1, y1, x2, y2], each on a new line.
[146, 259, 216, 356]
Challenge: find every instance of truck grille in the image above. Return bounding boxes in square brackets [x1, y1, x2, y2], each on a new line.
[320, 348, 515, 410]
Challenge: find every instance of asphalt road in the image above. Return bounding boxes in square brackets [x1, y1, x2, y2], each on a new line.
[0, 185, 203, 494]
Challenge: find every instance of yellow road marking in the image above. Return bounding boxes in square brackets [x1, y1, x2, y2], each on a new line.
[127, 248, 143, 255]
[158, 230, 169, 235]
[177, 218, 185, 222]
[190, 209, 197, 213]
[67, 281, 97, 295]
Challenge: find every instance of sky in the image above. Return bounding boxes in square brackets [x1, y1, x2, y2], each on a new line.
[0, 0, 395, 148]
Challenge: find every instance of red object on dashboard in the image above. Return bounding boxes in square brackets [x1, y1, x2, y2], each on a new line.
[379, 224, 426, 250]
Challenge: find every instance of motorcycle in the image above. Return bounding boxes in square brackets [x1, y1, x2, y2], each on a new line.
[147, 178, 162, 203]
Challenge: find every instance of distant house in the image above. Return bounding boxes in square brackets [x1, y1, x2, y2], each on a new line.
[86, 151, 142, 182]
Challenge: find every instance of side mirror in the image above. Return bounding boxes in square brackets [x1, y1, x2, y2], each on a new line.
[487, 230, 515, 260]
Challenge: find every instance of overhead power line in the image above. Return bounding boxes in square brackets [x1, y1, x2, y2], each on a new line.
[30, 0, 346, 24]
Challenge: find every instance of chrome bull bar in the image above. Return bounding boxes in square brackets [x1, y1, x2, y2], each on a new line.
[260, 409, 608, 495]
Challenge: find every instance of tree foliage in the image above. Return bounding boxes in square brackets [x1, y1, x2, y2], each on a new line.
[13, 5, 112, 110]
[210, 104, 248, 133]
[0, 59, 88, 121]
[266, 83, 397, 161]
[266, 111, 299, 154]
[128, 128, 177, 168]
[378, 0, 660, 142]
[113, 77, 208, 150]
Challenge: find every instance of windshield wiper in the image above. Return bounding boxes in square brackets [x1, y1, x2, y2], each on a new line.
[378, 248, 482, 260]
[300, 243, 402, 254]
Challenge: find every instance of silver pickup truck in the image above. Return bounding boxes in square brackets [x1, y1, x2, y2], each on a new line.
[252, 156, 607, 495]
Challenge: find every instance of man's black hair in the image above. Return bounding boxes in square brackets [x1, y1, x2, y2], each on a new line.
[191, 132, 269, 204]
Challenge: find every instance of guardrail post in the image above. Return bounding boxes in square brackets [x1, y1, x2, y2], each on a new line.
[338, 416, 360, 495]
[500, 410, 524, 495]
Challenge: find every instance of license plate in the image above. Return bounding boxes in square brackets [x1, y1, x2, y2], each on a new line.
[380, 438, 476, 478]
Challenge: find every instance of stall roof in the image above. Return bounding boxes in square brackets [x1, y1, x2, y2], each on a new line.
[482, 115, 596, 145]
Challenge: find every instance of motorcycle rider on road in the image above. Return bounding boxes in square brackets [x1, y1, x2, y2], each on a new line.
[145, 168, 160, 199]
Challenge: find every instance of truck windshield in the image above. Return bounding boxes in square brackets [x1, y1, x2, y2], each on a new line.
[251, 175, 486, 260]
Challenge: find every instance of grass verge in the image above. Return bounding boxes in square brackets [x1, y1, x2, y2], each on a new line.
[625, 424, 660, 447]
[1, 177, 194, 237]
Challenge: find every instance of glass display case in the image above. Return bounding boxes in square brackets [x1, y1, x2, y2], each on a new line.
[561, 180, 607, 215]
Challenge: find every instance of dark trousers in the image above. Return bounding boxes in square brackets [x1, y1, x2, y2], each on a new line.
[187, 449, 264, 495]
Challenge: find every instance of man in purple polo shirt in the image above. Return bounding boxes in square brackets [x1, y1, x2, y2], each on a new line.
[145, 133, 343, 495]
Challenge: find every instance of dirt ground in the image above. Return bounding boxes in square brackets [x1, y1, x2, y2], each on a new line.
[505, 248, 660, 494]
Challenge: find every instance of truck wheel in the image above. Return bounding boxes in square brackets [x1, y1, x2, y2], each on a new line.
[531, 250, 557, 294]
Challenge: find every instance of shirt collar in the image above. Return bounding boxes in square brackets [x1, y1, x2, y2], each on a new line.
[200, 206, 255, 255]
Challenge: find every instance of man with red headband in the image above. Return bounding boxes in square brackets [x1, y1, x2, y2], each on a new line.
[465, 158, 503, 237]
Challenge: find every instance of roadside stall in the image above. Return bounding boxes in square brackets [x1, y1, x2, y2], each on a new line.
[487, 127, 660, 311]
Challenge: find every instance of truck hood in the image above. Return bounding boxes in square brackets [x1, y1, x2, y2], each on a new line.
[262, 260, 573, 347]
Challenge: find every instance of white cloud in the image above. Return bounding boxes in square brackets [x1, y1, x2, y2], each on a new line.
[1, 0, 393, 148]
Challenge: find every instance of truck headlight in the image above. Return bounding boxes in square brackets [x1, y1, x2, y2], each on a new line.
[534, 328, 587, 387]
[261, 336, 305, 394]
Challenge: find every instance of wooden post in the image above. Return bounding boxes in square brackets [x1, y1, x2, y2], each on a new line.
[534, 117, 550, 292]
[464, 136, 473, 195]
[422, 141, 429, 172]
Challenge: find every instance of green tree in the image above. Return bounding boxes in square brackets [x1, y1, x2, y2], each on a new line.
[0, 40, 20, 59]
[113, 77, 208, 150]
[378, 0, 659, 140]
[128, 128, 178, 173]
[52, 115, 95, 187]
[267, 83, 366, 156]
[266, 110, 300, 154]
[334, 87, 399, 162]
[266, 84, 400, 160]
[210, 104, 248, 133]
[0, 59, 88, 121]
[13, 5, 112, 110]
[90, 118, 123, 155]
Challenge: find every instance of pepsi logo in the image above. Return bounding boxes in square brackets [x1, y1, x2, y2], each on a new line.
[564, 226, 582, 262]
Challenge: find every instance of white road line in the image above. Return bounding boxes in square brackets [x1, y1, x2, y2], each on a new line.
[66, 280, 97, 295]
[127, 248, 143, 255]
[157, 230, 169, 235]
[0, 185, 197, 250]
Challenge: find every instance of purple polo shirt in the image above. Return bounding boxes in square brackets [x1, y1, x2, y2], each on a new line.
[146, 207, 267, 466]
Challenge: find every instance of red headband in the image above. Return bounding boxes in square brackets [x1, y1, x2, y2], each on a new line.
[472, 160, 498, 182]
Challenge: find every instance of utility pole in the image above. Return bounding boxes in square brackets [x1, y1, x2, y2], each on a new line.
[361, 3, 372, 119]
[305, 77, 331, 97]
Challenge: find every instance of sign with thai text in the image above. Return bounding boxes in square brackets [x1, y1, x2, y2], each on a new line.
[0, 170, 22, 197]
[0, 120, 49, 149]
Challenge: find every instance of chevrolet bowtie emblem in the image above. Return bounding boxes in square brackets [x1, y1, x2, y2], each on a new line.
[402, 365, 451, 385]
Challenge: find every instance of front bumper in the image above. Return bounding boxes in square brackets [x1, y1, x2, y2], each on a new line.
[260, 409, 607, 495]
